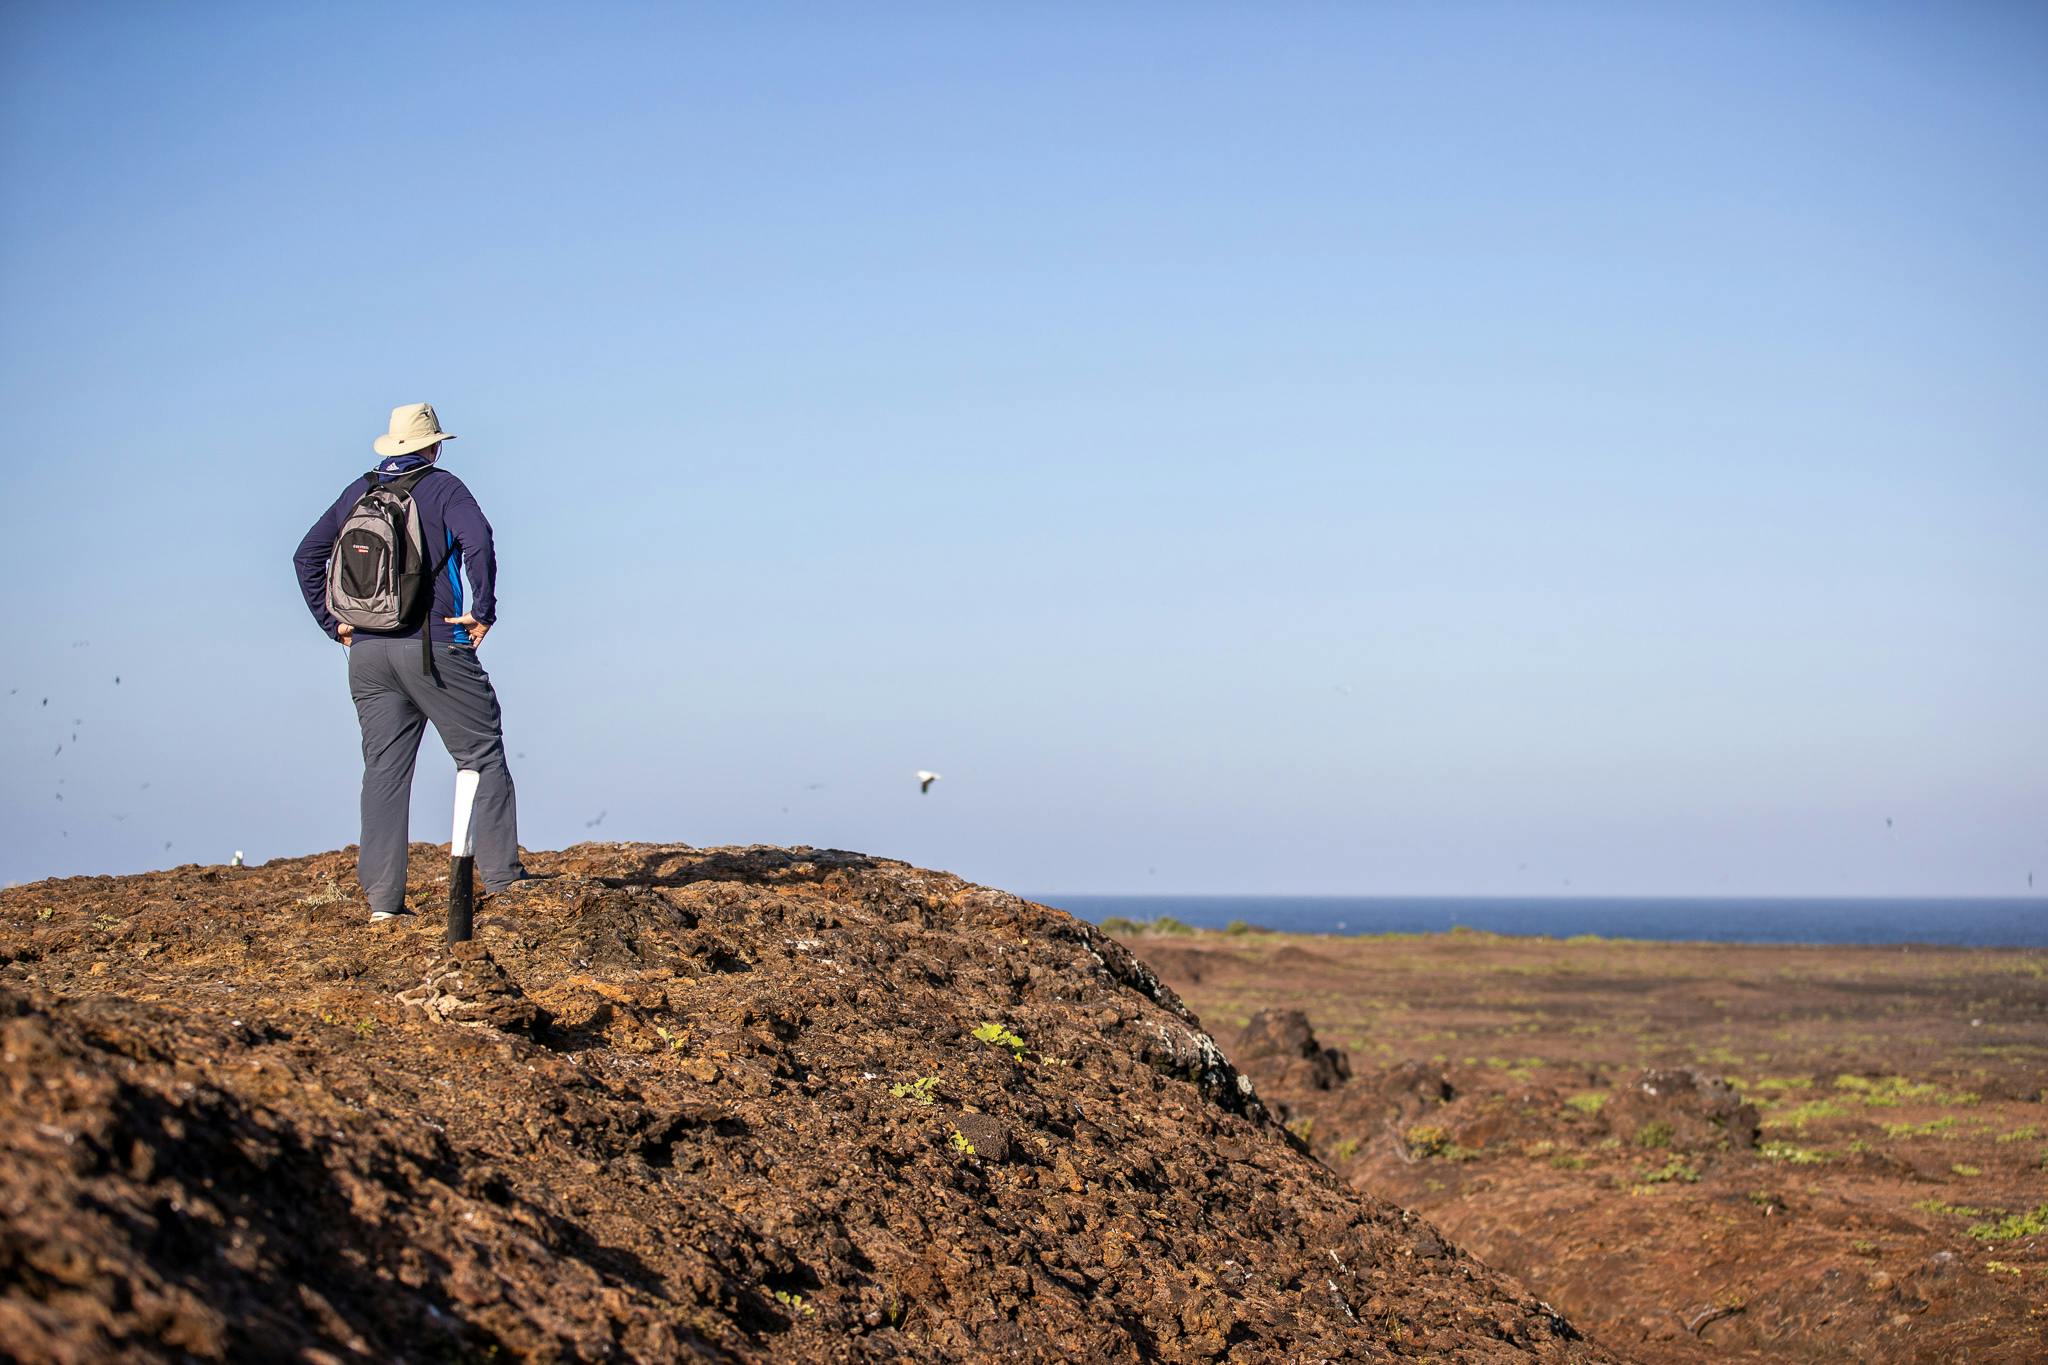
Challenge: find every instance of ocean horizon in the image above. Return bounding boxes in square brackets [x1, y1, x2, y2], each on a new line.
[1035, 895, 2048, 948]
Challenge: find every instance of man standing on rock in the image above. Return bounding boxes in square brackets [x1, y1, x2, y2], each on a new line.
[292, 402, 529, 923]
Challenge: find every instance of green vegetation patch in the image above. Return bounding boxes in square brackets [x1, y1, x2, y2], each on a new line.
[1777, 1099, 1848, 1128]
[970, 1021, 1027, 1059]
[1099, 914, 1196, 936]
[1831, 1074, 1974, 1107]
[1405, 1125, 1482, 1162]
[1564, 1092, 1607, 1116]
[1759, 1141, 1828, 1165]
[1636, 1156, 1700, 1185]
[1880, 1116, 1958, 1140]
[890, 1076, 940, 1105]
[1967, 1204, 2048, 1243]
[1634, 1120, 1675, 1150]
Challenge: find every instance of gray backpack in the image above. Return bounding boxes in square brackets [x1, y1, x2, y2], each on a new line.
[324, 467, 451, 671]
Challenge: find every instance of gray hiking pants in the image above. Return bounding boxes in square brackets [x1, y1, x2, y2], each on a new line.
[346, 636, 524, 914]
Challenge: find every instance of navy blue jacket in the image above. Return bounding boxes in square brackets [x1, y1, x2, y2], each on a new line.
[294, 463, 497, 646]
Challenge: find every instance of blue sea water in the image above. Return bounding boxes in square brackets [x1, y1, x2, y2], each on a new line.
[1036, 896, 2048, 948]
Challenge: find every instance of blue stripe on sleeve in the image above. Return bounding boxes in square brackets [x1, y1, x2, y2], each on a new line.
[445, 528, 468, 645]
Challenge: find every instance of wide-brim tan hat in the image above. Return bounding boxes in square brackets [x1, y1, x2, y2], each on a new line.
[372, 402, 458, 458]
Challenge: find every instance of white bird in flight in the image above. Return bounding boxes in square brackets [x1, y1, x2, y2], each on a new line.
[917, 771, 941, 795]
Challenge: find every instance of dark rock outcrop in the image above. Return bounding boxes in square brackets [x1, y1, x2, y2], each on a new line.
[1603, 1067, 1761, 1151]
[1235, 1006, 1352, 1091]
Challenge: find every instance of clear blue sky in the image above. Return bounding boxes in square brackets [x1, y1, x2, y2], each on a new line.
[3, 2, 2043, 895]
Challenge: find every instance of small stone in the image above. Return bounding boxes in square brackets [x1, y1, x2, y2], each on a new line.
[952, 1111, 1012, 1162]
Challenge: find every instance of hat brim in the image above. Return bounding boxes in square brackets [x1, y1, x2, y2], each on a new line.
[372, 431, 457, 458]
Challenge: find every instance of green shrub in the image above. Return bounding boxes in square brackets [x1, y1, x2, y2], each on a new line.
[1880, 1116, 1957, 1139]
[1634, 1120, 1675, 1150]
[971, 1021, 1026, 1058]
[1637, 1157, 1699, 1185]
[1967, 1204, 2048, 1242]
[1405, 1125, 1481, 1162]
[890, 1076, 940, 1105]
[1778, 1099, 1847, 1127]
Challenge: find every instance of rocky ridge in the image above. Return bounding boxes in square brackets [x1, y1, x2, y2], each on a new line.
[0, 845, 1613, 1363]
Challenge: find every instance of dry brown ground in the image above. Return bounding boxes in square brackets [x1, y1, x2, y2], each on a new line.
[1126, 926, 2048, 1363]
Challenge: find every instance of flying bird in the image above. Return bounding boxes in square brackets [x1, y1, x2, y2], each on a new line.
[917, 771, 940, 794]
[113, 676, 120, 685]
[1885, 817, 1893, 829]
[585, 810, 606, 829]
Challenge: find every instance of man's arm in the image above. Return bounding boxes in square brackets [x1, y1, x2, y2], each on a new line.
[441, 480, 498, 645]
[293, 481, 363, 641]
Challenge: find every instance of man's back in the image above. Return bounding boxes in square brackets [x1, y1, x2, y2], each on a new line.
[294, 463, 497, 647]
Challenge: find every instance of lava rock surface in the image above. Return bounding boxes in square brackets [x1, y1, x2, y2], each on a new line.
[0, 844, 1611, 1363]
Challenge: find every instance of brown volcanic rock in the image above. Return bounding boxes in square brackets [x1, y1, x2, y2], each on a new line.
[1603, 1067, 1761, 1152]
[0, 845, 1611, 1363]
[1358, 1059, 1458, 1125]
[1235, 1008, 1352, 1093]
